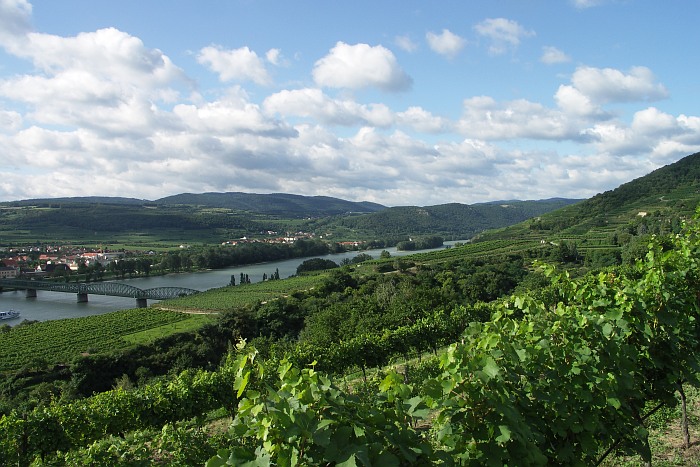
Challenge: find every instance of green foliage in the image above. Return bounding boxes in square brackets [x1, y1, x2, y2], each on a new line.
[5, 215, 700, 464]
[295, 257, 339, 274]
[208, 348, 439, 466]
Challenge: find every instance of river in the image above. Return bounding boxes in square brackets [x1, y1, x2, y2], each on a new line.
[0, 242, 463, 324]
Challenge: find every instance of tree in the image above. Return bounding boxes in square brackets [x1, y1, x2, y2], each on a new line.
[351, 253, 373, 264]
[296, 258, 339, 274]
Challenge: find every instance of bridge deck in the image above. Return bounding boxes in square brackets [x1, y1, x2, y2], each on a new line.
[0, 279, 199, 300]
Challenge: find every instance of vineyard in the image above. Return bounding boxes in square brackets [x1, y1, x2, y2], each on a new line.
[0, 309, 197, 372]
[404, 239, 541, 263]
[156, 273, 327, 311]
[2, 218, 700, 465]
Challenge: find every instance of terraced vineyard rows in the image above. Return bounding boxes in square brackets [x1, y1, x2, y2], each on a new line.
[0, 309, 192, 372]
[404, 239, 541, 263]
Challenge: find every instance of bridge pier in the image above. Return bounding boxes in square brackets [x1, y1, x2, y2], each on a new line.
[26, 289, 37, 298]
[77, 292, 88, 303]
[136, 298, 148, 308]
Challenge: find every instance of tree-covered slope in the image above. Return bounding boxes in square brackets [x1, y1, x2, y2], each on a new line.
[477, 151, 700, 243]
[154, 192, 386, 217]
[326, 199, 580, 238]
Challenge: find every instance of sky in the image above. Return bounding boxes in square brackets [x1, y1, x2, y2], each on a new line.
[1, 0, 699, 206]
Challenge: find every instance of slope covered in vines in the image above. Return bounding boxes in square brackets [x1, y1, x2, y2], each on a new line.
[3, 214, 700, 465]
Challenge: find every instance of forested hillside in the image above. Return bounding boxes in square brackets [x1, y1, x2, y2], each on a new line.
[325, 199, 579, 238]
[0, 194, 576, 245]
[154, 192, 386, 217]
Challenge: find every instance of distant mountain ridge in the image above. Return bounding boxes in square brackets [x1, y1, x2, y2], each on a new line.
[154, 192, 386, 217]
[3, 192, 386, 218]
[0, 191, 580, 243]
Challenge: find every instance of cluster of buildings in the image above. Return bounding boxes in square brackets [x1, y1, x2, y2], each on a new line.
[221, 231, 316, 246]
[0, 246, 125, 279]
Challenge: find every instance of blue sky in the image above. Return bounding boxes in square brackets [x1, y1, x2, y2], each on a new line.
[1, 0, 699, 205]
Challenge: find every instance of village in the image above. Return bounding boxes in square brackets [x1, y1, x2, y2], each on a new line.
[0, 230, 365, 281]
[0, 246, 126, 279]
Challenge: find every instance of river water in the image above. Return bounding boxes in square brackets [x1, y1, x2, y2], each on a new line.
[0, 242, 462, 324]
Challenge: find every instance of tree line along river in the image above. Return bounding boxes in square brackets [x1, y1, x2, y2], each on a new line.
[0, 242, 461, 324]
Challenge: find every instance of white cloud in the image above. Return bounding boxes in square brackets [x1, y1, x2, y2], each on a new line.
[263, 88, 394, 128]
[266, 48, 285, 66]
[474, 18, 535, 55]
[540, 46, 571, 64]
[396, 106, 450, 133]
[426, 29, 466, 58]
[174, 89, 297, 138]
[0, 0, 32, 48]
[571, 0, 607, 9]
[197, 45, 271, 85]
[580, 106, 700, 164]
[395, 35, 417, 53]
[570, 66, 669, 104]
[312, 42, 412, 91]
[0, 27, 187, 138]
[0, 108, 22, 132]
[554, 85, 606, 118]
[457, 95, 586, 141]
[6, 27, 183, 89]
[264, 90, 451, 134]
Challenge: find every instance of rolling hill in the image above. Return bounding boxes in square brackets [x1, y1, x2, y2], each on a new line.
[317, 199, 581, 239]
[153, 192, 386, 217]
[471, 151, 700, 262]
[0, 192, 579, 245]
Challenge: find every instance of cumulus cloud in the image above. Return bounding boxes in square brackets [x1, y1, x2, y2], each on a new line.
[0, 27, 187, 138]
[174, 89, 297, 138]
[13, 27, 182, 86]
[197, 45, 271, 85]
[396, 106, 451, 133]
[457, 95, 587, 141]
[554, 85, 607, 118]
[570, 66, 669, 104]
[263, 88, 394, 128]
[540, 46, 571, 64]
[474, 18, 535, 55]
[312, 42, 412, 91]
[582, 107, 700, 163]
[426, 29, 466, 58]
[0, 0, 32, 48]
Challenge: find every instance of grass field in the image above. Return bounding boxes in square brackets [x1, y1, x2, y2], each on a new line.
[155, 273, 328, 311]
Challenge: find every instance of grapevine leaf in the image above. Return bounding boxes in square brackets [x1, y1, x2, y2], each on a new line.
[336, 455, 358, 467]
[374, 451, 401, 467]
[602, 323, 613, 338]
[353, 424, 365, 438]
[607, 397, 621, 409]
[496, 425, 511, 444]
[481, 357, 500, 381]
[235, 370, 251, 398]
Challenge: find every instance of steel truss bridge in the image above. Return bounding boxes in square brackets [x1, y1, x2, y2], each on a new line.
[0, 279, 199, 307]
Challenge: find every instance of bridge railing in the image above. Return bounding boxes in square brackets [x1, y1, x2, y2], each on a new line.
[0, 279, 199, 300]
